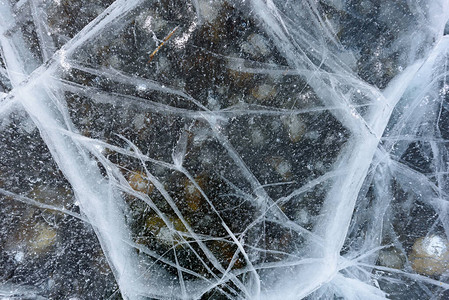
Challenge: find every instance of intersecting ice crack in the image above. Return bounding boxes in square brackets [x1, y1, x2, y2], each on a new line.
[1, 0, 449, 299]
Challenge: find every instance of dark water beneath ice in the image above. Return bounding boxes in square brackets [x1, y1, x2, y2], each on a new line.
[0, 0, 449, 299]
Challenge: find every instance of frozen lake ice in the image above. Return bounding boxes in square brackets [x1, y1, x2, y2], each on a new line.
[1, 0, 449, 299]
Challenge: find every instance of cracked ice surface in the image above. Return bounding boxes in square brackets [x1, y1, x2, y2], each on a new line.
[1, 0, 449, 299]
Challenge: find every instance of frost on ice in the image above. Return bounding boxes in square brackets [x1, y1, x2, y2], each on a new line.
[1, 0, 449, 299]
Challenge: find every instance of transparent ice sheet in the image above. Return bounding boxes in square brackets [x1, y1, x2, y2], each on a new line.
[1, 0, 449, 299]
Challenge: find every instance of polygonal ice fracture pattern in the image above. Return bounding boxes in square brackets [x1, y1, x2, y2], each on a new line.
[1, 0, 449, 299]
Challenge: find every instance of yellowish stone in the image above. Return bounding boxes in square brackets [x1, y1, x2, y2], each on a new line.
[282, 114, 306, 143]
[251, 84, 276, 101]
[410, 235, 449, 276]
[29, 223, 57, 253]
[128, 171, 154, 194]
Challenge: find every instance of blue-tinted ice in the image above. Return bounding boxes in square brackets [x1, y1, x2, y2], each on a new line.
[1, 0, 449, 299]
